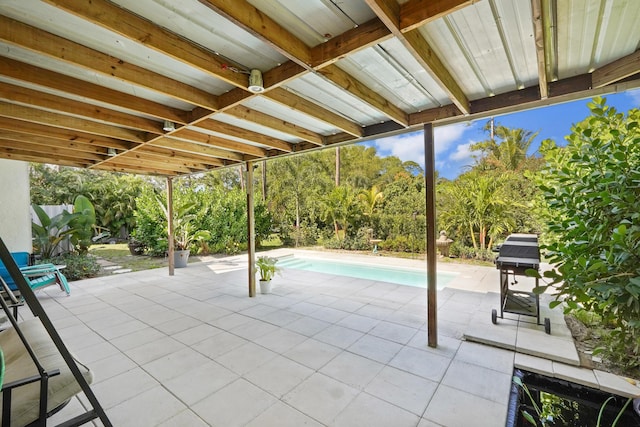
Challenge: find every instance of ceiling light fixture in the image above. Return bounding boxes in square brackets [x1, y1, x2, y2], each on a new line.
[248, 69, 264, 93]
[107, 148, 117, 157]
[163, 120, 176, 132]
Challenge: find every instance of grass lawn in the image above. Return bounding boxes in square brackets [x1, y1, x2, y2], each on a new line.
[89, 243, 199, 275]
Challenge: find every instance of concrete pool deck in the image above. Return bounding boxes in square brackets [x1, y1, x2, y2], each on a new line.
[22, 249, 640, 426]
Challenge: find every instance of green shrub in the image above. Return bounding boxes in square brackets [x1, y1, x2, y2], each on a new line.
[536, 97, 640, 371]
[41, 254, 100, 281]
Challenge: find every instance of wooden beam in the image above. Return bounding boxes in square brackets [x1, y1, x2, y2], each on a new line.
[100, 156, 200, 174]
[0, 57, 188, 123]
[0, 150, 89, 168]
[0, 102, 149, 143]
[227, 106, 324, 145]
[409, 104, 463, 126]
[150, 137, 245, 162]
[0, 139, 104, 162]
[198, 0, 312, 68]
[170, 129, 267, 157]
[400, 0, 474, 32]
[365, 0, 469, 114]
[0, 131, 111, 156]
[94, 162, 178, 176]
[0, 82, 163, 134]
[310, 18, 393, 68]
[45, 0, 246, 89]
[592, 49, 640, 88]
[531, 0, 548, 99]
[403, 30, 469, 114]
[266, 88, 363, 137]
[319, 65, 409, 127]
[0, 117, 136, 151]
[141, 146, 227, 167]
[195, 120, 294, 152]
[0, 15, 219, 110]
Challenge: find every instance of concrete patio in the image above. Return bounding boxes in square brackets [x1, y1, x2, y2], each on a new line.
[21, 250, 639, 426]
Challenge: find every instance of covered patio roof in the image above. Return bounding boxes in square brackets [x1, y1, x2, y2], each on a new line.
[1, 0, 639, 176]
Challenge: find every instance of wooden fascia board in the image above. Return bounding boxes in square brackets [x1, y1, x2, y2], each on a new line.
[592, 49, 640, 88]
[44, 0, 246, 90]
[198, 0, 312, 68]
[0, 82, 163, 134]
[0, 57, 188, 123]
[0, 15, 218, 111]
[0, 101, 149, 143]
[400, 0, 475, 32]
[265, 88, 363, 137]
[318, 64, 408, 127]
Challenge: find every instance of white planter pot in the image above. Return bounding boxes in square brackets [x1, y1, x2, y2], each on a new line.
[174, 249, 190, 268]
[259, 279, 272, 294]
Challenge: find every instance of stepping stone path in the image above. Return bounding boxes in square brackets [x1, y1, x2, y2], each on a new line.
[96, 258, 131, 275]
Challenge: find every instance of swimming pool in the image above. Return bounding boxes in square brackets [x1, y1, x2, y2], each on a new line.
[277, 256, 457, 289]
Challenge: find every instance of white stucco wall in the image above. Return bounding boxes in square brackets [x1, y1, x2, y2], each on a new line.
[0, 160, 31, 252]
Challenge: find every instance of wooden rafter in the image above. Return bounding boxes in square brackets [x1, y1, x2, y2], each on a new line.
[150, 138, 246, 162]
[531, 0, 549, 99]
[0, 57, 188, 123]
[0, 15, 218, 111]
[365, 0, 470, 115]
[0, 82, 163, 134]
[592, 49, 640, 88]
[0, 117, 135, 151]
[0, 102, 149, 143]
[318, 65, 409, 127]
[400, 0, 475, 32]
[170, 130, 267, 157]
[44, 0, 246, 89]
[194, 120, 294, 153]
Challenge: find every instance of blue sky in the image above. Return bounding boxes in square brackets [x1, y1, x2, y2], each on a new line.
[363, 88, 640, 180]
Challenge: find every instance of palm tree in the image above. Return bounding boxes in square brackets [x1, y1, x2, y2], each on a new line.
[321, 186, 358, 240]
[471, 122, 538, 171]
[358, 186, 384, 218]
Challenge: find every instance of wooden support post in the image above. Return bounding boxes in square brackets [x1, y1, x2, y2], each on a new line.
[167, 176, 175, 276]
[246, 162, 256, 297]
[424, 123, 438, 348]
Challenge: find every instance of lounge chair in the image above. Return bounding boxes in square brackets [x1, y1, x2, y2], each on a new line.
[20, 264, 71, 295]
[0, 237, 111, 426]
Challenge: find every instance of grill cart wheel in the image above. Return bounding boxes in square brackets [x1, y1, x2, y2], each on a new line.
[491, 309, 498, 325]
[544, 317, 551, 334]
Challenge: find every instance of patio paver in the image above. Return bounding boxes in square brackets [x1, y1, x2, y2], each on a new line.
[25, 250, 635, 426]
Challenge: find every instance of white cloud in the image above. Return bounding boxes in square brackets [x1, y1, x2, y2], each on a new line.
[449, 141, 475, 162]
[373, 132, 424, 164]
[433, 122, 469, 155]
[627, 89, 640, 105]
[369, 122, 470, 166]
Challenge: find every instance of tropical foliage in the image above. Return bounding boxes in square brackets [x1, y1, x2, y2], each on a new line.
[535, 97, 640, 370]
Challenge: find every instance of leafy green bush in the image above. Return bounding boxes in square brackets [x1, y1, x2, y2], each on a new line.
[536, 97, 640, 370]
[41, 254, 100, 281]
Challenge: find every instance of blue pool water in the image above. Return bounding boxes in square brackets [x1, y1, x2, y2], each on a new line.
[278, 257, 457, 289]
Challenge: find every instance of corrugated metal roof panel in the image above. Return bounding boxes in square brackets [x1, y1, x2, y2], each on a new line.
[248, 0, 375, 47]
[242, 96, 341, 135]
[212, 113, 303, 144]
[285, 73, 386, 126]
[339, 42, 446, 112]
[112, 0, 288, 72]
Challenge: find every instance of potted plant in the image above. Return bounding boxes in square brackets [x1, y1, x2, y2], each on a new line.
[159, 198, 211, 268]
[256, 256, 280, 294]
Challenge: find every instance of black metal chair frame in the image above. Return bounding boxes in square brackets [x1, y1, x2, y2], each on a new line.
[0, 238, 112, 426]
